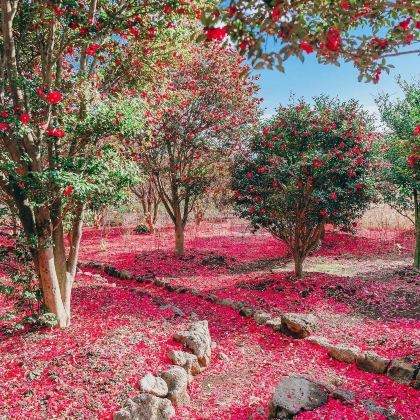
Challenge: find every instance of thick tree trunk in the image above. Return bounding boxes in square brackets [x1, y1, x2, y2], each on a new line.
[414, 189, 419, 269]
[293, 255, 304, 278]
[175, 222, 185, 256]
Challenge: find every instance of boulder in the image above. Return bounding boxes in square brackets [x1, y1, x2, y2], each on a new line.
[266, 317, 283, 331]
[113, 393, 175, 420]
[253, 311, 272, 325]
[306, 336, 330, 349]
[281, 313, 317, 338]
[140, 372, 168, 397]
[269, 375, 329, 419]
[168, 350, 201, 377]
[328, 344, 360, 363]
[239, 305, 255, 317]
[118, 270, 133, 279]
[356, 351, 390, 374]
[174, 321, 212, 368]
[219, 298, 235, 307]
[387, 359, 416, 384]
[161, 366, 190, 406]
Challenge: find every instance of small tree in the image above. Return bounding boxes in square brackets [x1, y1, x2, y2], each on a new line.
[130, 44, 260, 255]
[233, 96, 377, 277]
[376, 79, 420, 268]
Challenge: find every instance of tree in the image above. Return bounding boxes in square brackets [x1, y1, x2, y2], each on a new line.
[232, 96, 377, 277]
[376, 78, 420, 268]
[0, 0, 201, 327]
[203, 0, 419, 82]
[130, 44, 260, 255]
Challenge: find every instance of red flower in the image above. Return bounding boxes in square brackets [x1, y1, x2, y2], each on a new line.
[355, 183, 363, 190]
[414, 126, 420, 136]
[1, 111, 8, 118]
[299, 42, 313, 54]
[246, 172, 253, 179]
[63, 185, 74, 196]
[86, 44, 100, 56]
[339, 0, 350, 10]
[330, 192, 337, 200]
[320, 209, 328, 217]
[407, 155, 417, 169]
[326, 28, 342, 51]
[0, 122, 9, 132]
[249, 206, 255, 214]
[271, 9, 281, 22]
[19, 113, 30, 124]
[313, 158, 322, 168]
[373, 68, 381, 83]
[204, 27, 228, 42]
[398, 18, 411, 31]
[47, 90, 63, 104]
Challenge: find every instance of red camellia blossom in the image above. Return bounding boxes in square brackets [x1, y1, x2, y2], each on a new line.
[330, 192, 337, 200]
[271, 9, 281, 22]
[299, 42, 313, 54]
[1, 111, 8, 118]
[339, 0, 350, 10]
[398, 18, 411, 31]
[63, 185, 74, 196]
[47, 90, 63, 104]
[326, 28, 342, 51]
[0, 122, 9, 132]
[413, 125, 420, 136]
[407, 155, 418, 169]
[19, 113, 30, 124]
[204, 27, 228, 42]
[86, 44, 100, 56]
[355, 183, 363, 190]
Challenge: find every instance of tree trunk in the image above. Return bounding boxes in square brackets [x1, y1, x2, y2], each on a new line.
[414, 189, 419, 269]
[293, 254, 304, 278]
[175, 222, 185, 256]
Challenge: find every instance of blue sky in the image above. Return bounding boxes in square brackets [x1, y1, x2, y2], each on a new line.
[253, 52, 419, 119]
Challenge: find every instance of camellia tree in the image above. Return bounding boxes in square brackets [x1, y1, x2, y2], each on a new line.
[203, 0, 419, 82]
[376, 78, 420, 268]
[0, 0, 206, 327]
[232, 96, 378, 277]
[129, 44, 260, 255]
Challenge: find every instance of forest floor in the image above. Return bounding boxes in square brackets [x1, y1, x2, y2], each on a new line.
[0, 220, 419, 419]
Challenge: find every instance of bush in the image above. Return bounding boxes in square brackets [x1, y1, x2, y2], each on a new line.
[134, 223, 151, 235]
[232, 96, 377, 277]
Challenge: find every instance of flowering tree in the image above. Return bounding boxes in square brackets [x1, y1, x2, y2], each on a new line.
[203, 1, 419, 82]
[232, 96, 377, 277]
[376, 78, 420, 268]
[130, 45, 260, 255]
[0, 0, 203, 327]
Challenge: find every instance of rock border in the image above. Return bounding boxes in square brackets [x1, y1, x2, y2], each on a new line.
[79, 262, 420, 391]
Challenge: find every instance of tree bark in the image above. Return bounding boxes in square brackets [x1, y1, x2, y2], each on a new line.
[293, 254, 304, 279]
[414, 189, 419, 269]
[174, 207, 185, 256]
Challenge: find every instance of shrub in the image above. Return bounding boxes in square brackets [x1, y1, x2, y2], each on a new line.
[232, 96, 377, 277]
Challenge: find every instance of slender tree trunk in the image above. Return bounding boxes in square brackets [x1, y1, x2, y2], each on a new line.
[293, 254, 304, 279]
[174, 207, 185, 256]
[414, 189, 419, 269]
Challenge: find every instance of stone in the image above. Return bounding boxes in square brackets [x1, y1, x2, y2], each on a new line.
[239, 305, 255, 317]
[266, 317, 283, 331]
[219, 298, 235, 307]
[387, 359, 416, 384]
[306, 336, 330, 349]
[281, 313, 317, 338]
[113, 393, 175, 420]
[174, 320, 212, 368]
[168, 350, 201, 376]
[140, 373, 168, 397]
[363, 399, 397, 419]
[160, 304, 184, 318]
[356, 351, 390, 374]
[253, 311, 272, 325]
[118, 270, 133, 279]
[269, 375, 329, 419]
[328, 344, 360, 363]
[161, 366, 190, 406]
[218, 352, 230, 361]
[331, 389, 355, 404]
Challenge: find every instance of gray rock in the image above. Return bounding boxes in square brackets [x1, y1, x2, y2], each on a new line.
[160, 304, 184, 318]
[356, 351, 390, 374]
[161, 366, 190, 406]
[362, 399, 397, 419]
[218, 352, 230, 361]
[331, 389, 355, 404]
[269, 375, 329, 419]
[266, 317, 283, 331]
[306, 336, 330, 349]
[168, 350, 201, 376]
[281, 313, 317, 338]
[118, 270, 133, 279]
[174, 320, 212, 368]
[239, 305, 255, 317]
[113, 393, 175, 420]
[387, 359, 416, 384]
[253, 311, 272, 325]
[140, 372, 168, 397]
[328, 345, 360, 363]
[219, 298, 235, 307]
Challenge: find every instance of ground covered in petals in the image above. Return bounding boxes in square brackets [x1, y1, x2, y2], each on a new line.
[0, 221, 419, 419]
